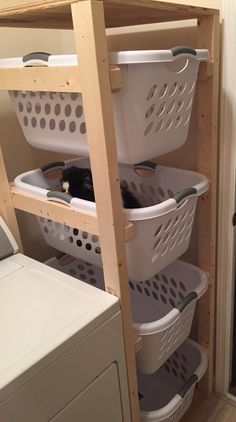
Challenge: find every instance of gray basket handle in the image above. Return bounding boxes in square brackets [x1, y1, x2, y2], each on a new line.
[133, 161, 157, 178]
[134, 161, 157, 170]
[178, 374, 198, 398]
[23, 52, 51, 66]
[174, 188, 197, 204]
[47, 191, 72, 205]
[171, 46, 197, 57]
[176, 292, 198, 313]
[41, 161, 65, 173]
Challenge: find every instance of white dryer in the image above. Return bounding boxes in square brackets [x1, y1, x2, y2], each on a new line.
[0, 217, 131, 422]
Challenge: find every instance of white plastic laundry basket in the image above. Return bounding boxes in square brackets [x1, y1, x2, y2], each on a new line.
[2, 47, 208, 163]
[138, 339, 208, 422]
[14, 158, 208, 281]
[46, 254, 208, 375]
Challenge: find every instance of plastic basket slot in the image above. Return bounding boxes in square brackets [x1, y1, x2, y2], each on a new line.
[166, 100, 176, 114]
[159, 83, 168, 98]
[178, 82, 187, 95]
[155, 119, 164, 133]
[169, 81, 178, 96]
[185, 97, 193, 111]
[145, 103, 155, 119]
[156, 102, 166, 116]
[144, 121, 154, 136]
[146, 84, 157, 101]
[183, 113, 191, 126]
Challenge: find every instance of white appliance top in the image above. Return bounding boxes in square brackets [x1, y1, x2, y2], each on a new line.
[0, 252, 119, 402]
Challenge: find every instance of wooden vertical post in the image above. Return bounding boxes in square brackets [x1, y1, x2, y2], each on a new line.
[196, 14, 220, 393]
[0, 147, 23, 251]
[71, 1, 139, 421]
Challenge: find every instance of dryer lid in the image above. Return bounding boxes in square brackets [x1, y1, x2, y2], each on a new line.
[0, 253, 119, 402]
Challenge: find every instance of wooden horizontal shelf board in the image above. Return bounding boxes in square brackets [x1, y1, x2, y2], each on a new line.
[0, 65, 122, 92]
[0, 0, 219, 29]
[11, 186, 134, 241]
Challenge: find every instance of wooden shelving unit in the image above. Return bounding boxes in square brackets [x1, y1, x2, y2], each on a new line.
[0, 1, 220, 421]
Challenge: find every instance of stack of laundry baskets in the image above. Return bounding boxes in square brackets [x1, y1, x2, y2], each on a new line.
[7, 46, 209, 422]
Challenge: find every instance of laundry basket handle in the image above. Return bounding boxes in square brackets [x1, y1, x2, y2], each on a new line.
[133, 161, 156, 177]
[171, 46, 197, 57]
[134, 161, 157, 170]
[41, 162, 65, 173]
[47, 191, 72, 205]
[174, 187, 197, 204]
[176, 292, 198, 313]
[178, 374, 198, 398]
[23, 52, 51, 66]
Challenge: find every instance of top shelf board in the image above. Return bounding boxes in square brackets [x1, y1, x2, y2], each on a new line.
[0, 0, 219, 29]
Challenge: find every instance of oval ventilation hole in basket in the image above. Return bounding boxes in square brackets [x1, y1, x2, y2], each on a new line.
[169, 82, 178, 97]
[69, 121, 76, 133]
[45, 103, 51, 114]
[40, 118, 46, 129]
[155, 120, 164, 133]
[35, 102, 41, 114]
[153, 280, 159, 290]
[147, 84, 157, 101]
[154, 224, 162, 237]
[26, 101, 32, 113]
[176, 99, 184, 113]
[75, 105, 83, 118]
[185, 97, 193, 112]
[55, 103, 61, 116]
[18, 102, 24, 113]
[188, 80, 196, 94]
[165, 118, 173, 131]
[64, 104, 71, 116]
[156, 102, 166, 117]
[159, 83, 168, 98]
[165, 219, 172, 231]
[183, 113, 191, 126]
[59, 120, 66, 131]
[23, 116, 28, 126]
[178, 82, 187, 96]
[175, 115, 182, 128]
[145, 104, 155, 119]
[166, 100, 175, 114]
[144, 121, 154, 136]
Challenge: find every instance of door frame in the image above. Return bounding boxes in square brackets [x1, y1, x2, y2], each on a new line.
[215, 0, 236, 395]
